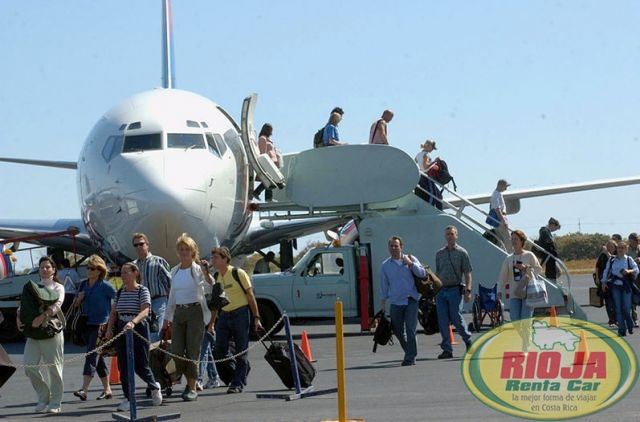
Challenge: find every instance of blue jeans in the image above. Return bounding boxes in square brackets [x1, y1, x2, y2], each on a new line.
[150, 296, 168, 342]
[115, 320, 158, 400]
[215, 306, 250, 389]
[509, 298, 534, 350]
[389, 298, 419, 363]
[610, 284, 633, 335]
[82, 324, 109, 378]
[436, 286, 472, 353]
[199, 330, 218, 382]
[509, 298, 533, 321]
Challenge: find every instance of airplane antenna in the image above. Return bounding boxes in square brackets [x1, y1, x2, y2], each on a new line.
[161, 0, 176, 88]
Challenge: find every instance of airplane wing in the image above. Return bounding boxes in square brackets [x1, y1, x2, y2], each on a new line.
[230, 216, 348, 256]
[0, 158, 77, 170]
[0, 219, 96, 255]
[446, 176, 640, 214]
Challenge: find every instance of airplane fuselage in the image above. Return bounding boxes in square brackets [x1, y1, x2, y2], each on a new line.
[77, 88, 252, 262]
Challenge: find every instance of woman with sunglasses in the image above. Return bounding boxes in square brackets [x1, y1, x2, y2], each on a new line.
[106, 262, 162, 411]
[73, 255, 116, 401]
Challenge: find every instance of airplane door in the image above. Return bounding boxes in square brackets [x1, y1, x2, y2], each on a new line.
[292, 251, 352, 316]
[240, 94, 285, 190]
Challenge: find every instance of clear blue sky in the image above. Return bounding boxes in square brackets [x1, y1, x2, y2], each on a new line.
[1, 1, 639, 268]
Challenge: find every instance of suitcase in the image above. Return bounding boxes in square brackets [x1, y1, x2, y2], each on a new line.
[262, 339, 316, 389]
[149, 339, 181, 396]
[589, 287, 603, 308]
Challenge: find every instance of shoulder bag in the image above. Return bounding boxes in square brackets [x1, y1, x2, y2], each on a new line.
[525, 273, 548, 307]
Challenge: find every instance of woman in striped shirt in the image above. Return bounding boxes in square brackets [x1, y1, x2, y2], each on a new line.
[105, 262, 162, 412]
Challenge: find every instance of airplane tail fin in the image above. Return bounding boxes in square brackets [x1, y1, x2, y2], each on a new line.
[162, 0, 175, 89]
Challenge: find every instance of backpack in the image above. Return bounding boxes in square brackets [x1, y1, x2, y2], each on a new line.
[213, 267, 246, 293]
[313, 127, 325, 148]
[418, 296, 439, 335]
[372, 310, 394, 352]
[431, 159, 457, 190]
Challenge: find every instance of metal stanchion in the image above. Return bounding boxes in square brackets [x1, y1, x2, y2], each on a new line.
[112, 328, 180, 421]
[257, 313, 337, 401]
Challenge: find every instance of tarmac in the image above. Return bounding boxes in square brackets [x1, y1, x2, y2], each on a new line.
[1, 274, 639, 422]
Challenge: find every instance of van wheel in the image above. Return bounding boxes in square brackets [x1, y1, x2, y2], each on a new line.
[258, 302, 283, 337]
[0, 311, 20, 342]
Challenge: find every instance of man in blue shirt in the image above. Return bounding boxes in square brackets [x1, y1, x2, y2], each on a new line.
[435, 225, 473, 359]
[322, 112, 344, 146]
[379, 236, 425, 366]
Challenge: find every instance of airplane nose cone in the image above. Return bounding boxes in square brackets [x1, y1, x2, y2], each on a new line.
[86, 153, 221, 262]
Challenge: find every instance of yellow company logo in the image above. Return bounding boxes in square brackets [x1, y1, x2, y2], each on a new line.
[462, 316, 638, 420]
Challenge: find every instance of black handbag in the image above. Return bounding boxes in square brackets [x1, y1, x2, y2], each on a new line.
[372, 310, 394, 353]
[206, 282, 230, 311]
[66, 305, 87, 346]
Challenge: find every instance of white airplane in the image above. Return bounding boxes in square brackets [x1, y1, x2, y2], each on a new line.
[1, 0, 640, 268]
[0, 0, 341, 266]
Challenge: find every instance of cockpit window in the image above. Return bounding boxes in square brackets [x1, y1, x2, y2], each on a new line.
[212, 133, 227, 156]
[122, 133, 162, 153]
[102, 135, 124, 162]
[167, 133, 205, 149]
[205, 133, 220, 158]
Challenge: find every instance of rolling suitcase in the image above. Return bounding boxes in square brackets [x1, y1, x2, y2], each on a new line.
[262, 339, 316, 389]
[149, 339, 180, 396]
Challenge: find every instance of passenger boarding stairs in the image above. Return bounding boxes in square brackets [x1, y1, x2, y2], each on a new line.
[239, 96, 585, 320]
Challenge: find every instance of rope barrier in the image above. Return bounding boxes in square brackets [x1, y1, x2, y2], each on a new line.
[9, 313, 285, 369]
[132, 313, 285, 365]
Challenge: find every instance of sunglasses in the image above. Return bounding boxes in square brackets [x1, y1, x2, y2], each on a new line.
[133, 242, 146, 247]
[87, 267, 98, 271]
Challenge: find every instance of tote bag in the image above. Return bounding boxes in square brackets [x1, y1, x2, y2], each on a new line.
[526, 275, 548, 307]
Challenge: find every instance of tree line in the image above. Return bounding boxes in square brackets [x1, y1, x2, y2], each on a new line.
[553, 233, 610, 261]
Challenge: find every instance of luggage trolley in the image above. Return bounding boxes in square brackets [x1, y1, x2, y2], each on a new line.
[468, 284, 504, 332]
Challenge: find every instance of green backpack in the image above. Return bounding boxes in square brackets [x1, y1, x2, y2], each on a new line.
[20, 281, 62, 340]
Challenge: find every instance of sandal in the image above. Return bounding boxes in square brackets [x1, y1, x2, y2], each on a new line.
[73, 389, 87, 401]
[96, 391, 113, 400]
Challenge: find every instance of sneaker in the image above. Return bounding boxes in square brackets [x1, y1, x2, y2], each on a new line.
[438, 351, 453, 359]
[635, 320, 639, 328]
[465, 340, 472, 351]
[117, 399, 130, 412]
[183, 390, 198, 402]
[401, 360, 415, 366]
[195, 381, 203, 391]
[46, 407, 61, 414]
[151, 382, 163, 406]
[204, 377, 222, 389]
[226, 386, 242, 394]
[35, 402, 48, 413]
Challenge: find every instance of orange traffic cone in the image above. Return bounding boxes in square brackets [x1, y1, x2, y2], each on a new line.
[300, 330, 316, 362]
[549, 306, 559, 327]
[574, 330, 591, 366]
[109, 356, 121, 385]
[449, 324, 459, 345]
